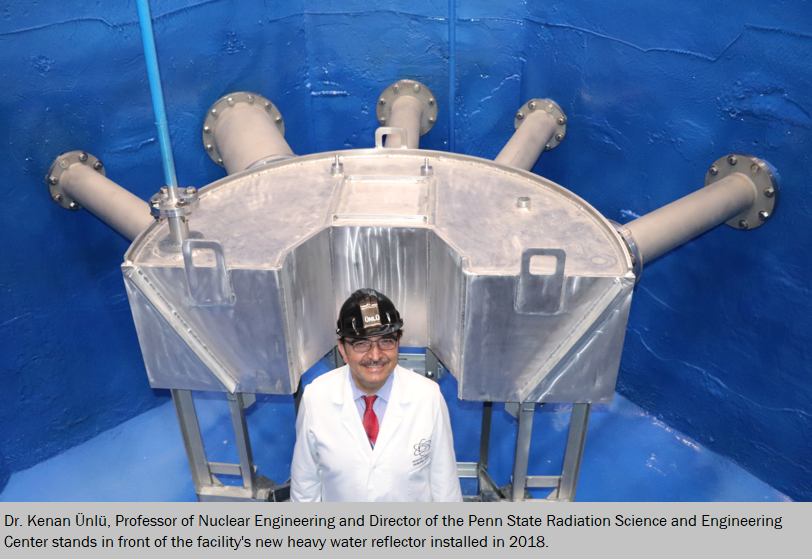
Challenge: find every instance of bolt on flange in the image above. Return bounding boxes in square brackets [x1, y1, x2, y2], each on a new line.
[513, 98, 568, 151]
[45, 150, 107, 211]
[375, 79, 439, 137]
[704, 154, 779, 231]
[201, 91, 285, 168]
[149, 187, 200, 219]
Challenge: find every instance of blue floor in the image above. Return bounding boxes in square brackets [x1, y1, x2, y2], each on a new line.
[0, 356, 789, 502]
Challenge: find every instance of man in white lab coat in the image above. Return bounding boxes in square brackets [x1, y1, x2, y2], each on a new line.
[290, 288, 462, 502]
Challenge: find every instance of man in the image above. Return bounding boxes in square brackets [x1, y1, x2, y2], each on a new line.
[290, 288, 462, 502]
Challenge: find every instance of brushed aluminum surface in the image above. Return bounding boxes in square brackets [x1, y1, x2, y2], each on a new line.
[123, 149, 634, 400]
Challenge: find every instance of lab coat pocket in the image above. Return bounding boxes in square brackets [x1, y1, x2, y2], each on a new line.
[407, 458, 432, 502]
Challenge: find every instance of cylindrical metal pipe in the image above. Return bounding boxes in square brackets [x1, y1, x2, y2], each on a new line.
[384, 95, 423, 149]
[60, 163, 153, 241]
[625, 173, 757, 265]
[214, 104, 294, 174]
[495, 111, 557, 170]
[167, 216, 190, 247]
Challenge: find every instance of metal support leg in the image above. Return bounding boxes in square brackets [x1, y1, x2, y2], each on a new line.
[479, 402, 493, 471]
[171, 389, 213, 496]
[557, 403, 591, 501]
[425, 348, 440, 380]
[227, 393, 258, 498]
[511, 401, 536, 502]
[293, 378, 303, 417]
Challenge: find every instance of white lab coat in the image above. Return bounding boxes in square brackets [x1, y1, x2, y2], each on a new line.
[291, 364, 462, 502]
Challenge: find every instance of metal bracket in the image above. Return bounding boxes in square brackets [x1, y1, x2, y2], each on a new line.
[376, 79, 438, 134]
[514, 99, 567, 151]
[706, 154, 779, 231]
[150, 186, 200, 219]
[182, 239, 235, 307]
[202, 91, 285, 167]
[375, 127, 409, 149]
[46, 150, 106, 211]
[515, 248, 567, 315]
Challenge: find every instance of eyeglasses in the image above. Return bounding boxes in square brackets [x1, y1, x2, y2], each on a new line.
[345, 337, 399, 354]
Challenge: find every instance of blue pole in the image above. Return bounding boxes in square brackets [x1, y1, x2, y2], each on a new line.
[136, 0, 179, 191]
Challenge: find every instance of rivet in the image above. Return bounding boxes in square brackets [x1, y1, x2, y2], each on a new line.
[265, 102, 271, 110]
[206, 143, 213, 151]
[750, 163, 760, 174]
[758, 211, 769, 221]
[93, 160, 104, 171]
[78, 152, 88, 162]
[48, 175, 59, 185]
[428, 117, 435, 124]
[517, 196, 531, 210]
[210, 108, 218, 117]
[413, 84, 420, 92]
[555, 133, 564, 142]
[379, 98, 386, 106]
[217, 158, 223, 164]
[59, 158, 69, 169]
[393, 84, 399, 93]
[69, 202, 78, 211]
[738, 220, 749, 230]
[428, 98, 435, 106]
[203, 126, 211, 134]
[727, 155, 738, 166]
[544, 144, 552, 151]
[176, 199, 189, 208]
[516, 112, 524, 120]
[528, 101, 536, 110]
[186, 186, 197, 195]
[546, 103, 554, 112]
[557, 116, 566, 125]
[709, 165, 719, 176]
[53, 194, 63, 203]
[247, 95, 254, 103]
[427, 371, 434, 378]
[275, 116, 282, 123]
[227, 97, 235, 106]
[160, 186, 168, 194]
[764, 187, 775, 198]
[380, 116, 386, 123]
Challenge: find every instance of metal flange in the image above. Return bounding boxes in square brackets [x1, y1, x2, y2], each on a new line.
[705, 154, 779, 230]
[376, 79, 438, 136]
[609, 220, 643, 283]
[202, 91, 285, 168]
[514, 99, 567, 151]
[149, 186, 200, 219]
[46, 150, 106, 211]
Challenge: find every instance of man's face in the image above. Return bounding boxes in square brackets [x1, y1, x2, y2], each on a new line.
[337, 334, 400, 395]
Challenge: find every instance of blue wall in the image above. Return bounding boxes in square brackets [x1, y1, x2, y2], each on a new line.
[1, 1, 809, 500]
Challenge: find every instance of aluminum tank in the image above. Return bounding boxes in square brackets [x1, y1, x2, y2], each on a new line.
[123, 148, 635, 403]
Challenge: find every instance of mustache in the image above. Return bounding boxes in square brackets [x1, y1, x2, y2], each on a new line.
[360, 357, 391, 367]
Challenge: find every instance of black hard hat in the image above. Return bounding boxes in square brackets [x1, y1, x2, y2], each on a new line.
[336, 288, 403, 338]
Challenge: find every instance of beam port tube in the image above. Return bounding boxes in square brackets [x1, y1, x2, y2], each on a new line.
[61, 163, 153, 241]
[495, 111, 557, 171]
[625, 173, 757, 265]
[214, 104, 294, 174]
[384, 96, 423, 149]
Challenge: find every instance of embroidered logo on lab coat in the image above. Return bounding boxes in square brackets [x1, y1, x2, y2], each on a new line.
[412, 439, 431, 466]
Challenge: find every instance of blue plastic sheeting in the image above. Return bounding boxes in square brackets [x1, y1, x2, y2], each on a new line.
[1, 0, 810, 502]
[0, 356, 787, 502]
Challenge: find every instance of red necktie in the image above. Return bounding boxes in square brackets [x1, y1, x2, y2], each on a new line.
[362, 395, 379, 446]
